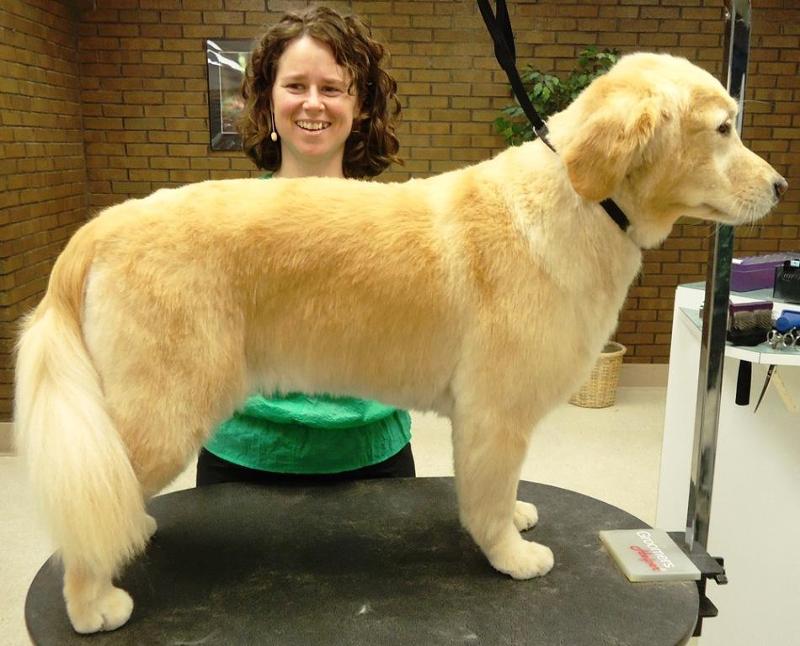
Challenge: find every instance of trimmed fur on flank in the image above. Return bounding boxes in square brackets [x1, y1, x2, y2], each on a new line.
[15, 53, 785, 633]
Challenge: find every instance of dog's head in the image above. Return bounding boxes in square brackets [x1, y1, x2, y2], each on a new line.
[553, 53, 787, 247]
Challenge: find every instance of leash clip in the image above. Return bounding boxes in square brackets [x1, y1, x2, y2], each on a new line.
[533, 124, 556, 153]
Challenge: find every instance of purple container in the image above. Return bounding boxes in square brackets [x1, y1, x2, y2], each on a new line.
[731, 253, 799, 292]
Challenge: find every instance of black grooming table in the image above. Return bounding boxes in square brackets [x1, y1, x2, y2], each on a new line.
[25, 478, 698, 645]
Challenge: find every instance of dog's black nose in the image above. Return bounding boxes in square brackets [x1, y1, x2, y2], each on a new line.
[774, 177, 788, 200]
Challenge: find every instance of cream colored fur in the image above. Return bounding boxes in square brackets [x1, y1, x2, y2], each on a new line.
[15, 53, 784, 633]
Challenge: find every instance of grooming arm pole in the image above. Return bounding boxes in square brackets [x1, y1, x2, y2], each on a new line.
[680, 0, 751, 635]
[685, 0, 751, 555]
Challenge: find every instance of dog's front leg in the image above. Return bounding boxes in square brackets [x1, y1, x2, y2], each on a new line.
[452, 416, 554, 579]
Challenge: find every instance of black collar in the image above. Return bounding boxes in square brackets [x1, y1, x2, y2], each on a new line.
[600, 199, 632, 233]
[478, 0, 631, 234]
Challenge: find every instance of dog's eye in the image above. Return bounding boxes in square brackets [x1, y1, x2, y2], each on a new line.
[717, 121, 732, 135]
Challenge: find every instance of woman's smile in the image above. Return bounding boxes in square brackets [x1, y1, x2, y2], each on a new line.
[295, 120, 332, 132]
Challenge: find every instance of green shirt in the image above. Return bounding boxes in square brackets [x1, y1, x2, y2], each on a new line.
[204, 174, 411, 473]
[205, 393, 411, 474]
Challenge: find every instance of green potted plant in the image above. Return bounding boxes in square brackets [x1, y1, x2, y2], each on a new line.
[494, 47, 621, 146]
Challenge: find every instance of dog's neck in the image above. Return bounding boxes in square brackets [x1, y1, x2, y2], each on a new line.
[509, 131, 666, 251]
[606, 184, 681, 250]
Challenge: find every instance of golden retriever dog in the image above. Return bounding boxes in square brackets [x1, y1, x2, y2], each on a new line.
[15, 53, 786, 633]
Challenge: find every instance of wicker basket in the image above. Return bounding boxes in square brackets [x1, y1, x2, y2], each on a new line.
[569, 341, 627, 408]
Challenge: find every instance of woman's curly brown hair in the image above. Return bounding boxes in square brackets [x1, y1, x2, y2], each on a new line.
[239, 6, 402, 179]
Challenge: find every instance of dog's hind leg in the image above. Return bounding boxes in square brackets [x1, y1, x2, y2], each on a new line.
[15, 303, 156, 633]
[451, 409, 554, 579]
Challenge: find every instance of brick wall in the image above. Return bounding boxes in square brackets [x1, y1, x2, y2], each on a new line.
[1, 0, 89, 420]
[1, 0, 798, 419]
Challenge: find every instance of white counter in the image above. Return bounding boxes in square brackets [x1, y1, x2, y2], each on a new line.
[656, 283, 800, 645]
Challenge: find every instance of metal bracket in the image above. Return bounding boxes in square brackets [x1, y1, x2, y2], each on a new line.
[667, 531, 728, 636]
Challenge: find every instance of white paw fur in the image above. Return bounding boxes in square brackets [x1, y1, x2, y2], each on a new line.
[513, 500, 538, 532]
[488, 535, 554, 580]
[67, 586, 133, 634]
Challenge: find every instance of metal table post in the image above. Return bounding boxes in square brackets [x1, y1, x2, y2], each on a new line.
[681, 0, 752, 635]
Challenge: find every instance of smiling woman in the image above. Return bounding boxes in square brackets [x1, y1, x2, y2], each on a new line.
[238, 6, 401, 179]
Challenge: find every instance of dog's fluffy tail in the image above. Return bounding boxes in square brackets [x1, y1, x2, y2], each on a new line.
[14, 226, 149, 576]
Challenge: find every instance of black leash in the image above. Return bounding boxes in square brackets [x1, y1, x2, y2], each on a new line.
[476, 0, 555, 152]
[477, 0, 631, 234]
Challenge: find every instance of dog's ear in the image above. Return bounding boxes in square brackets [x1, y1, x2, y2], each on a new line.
[561, 86, 662, 202]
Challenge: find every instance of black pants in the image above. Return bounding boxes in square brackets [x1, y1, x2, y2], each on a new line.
[195, 443, 416, 487]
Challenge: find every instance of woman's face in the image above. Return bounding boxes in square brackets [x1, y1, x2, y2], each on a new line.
[271, 35, 359, 177]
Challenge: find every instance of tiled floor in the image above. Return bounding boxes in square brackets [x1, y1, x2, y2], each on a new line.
[1, 386, 668, 645]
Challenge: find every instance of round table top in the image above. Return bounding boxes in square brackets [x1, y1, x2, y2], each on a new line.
[26, 478, 697, 645]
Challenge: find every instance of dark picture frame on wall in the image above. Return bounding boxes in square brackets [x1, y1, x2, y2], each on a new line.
[206, 39, 253, 151]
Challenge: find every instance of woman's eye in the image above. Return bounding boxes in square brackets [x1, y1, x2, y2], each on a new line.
[323, 87, 342, 95]
[717, 122, 731, 135]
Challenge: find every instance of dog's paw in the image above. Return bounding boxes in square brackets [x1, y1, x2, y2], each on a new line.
[489, 537, 554, 580]
[67, 586, 133, 634]
[144, 514, 157, 540]
[513, 500, 538, 532]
